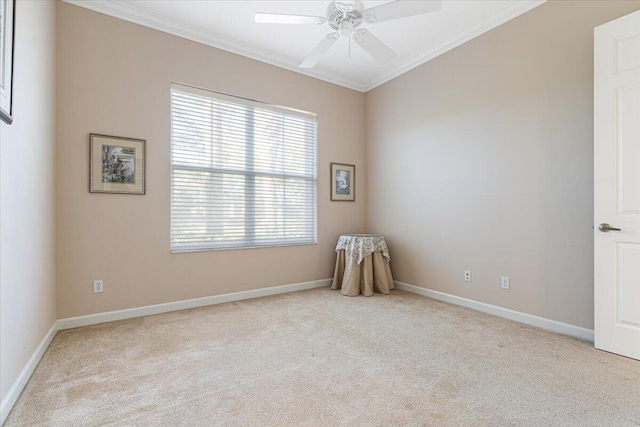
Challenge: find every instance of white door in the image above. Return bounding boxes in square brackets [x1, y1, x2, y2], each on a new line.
[594, 10, 640, 360]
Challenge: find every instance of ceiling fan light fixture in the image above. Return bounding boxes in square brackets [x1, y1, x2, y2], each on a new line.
[339, 21, 355, 37]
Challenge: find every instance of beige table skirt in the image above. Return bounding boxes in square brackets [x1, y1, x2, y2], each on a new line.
[331, 250, 394, 297]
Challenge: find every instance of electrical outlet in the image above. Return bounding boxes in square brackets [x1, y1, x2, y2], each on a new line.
[93, 280, 103, 293]
[464, 270, 471, 282]
[501, 276, 510, 290]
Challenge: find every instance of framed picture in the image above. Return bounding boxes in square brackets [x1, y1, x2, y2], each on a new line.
[0, 0, 15, 124]
[330, 162, 355, 201]
[90, 134, 146, 194]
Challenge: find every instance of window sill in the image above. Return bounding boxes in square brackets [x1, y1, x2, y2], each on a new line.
[170, 240, 319, 254]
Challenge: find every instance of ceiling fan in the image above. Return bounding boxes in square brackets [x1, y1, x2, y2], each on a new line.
[255, 0, 442, 68]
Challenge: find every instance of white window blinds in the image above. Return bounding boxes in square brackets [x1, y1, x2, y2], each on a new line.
[171, 84, 318, 252]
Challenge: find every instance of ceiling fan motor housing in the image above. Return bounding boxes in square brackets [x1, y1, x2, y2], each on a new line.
[327, 0, 366, 31]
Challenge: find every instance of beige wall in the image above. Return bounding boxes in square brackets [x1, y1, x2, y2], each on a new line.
[365, 0, 640, 329]
[1, 0, 57, 407]
[56, 2, 366, 318]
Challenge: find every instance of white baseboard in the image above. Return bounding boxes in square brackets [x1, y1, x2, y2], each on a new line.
[1, 322, 59, 426]
[57, 278, 332, 330]
[394, 281, 594, 342]
[0, 279, 331, 425]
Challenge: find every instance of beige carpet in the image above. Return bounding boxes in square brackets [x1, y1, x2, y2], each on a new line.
[5, 288, 640, 426]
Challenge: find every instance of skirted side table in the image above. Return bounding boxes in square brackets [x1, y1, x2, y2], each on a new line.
[331, 234, 394, 297]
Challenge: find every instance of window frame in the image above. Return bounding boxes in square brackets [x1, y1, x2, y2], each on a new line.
[170, 83, 319, 253]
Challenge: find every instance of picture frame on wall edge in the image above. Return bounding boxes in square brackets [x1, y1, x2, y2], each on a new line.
[90, 134, 146, 195]
[0, 0, 16, 125]
[330, 162, 355, 202]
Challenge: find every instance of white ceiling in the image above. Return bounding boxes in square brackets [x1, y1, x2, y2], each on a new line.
[64, 0, 546, 92]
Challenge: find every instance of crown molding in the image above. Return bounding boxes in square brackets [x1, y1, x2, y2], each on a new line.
[62, 0, 367, 92]
[363, 0, 547, 91]
[62, 0, 546, 93]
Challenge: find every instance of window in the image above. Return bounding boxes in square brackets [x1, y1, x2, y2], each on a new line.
[170, 83, 318, 252]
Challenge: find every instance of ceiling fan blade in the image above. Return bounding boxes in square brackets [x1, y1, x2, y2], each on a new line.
[364, 0, 441, 24]
[352, 29, 397, 63]
[300, 33, 340, 68]
[255, 13, 326, 25]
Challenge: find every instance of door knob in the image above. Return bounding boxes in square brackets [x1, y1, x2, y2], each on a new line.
[599, 223, 621, 232]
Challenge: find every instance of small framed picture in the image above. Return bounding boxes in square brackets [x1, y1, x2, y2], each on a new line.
[0, 0, 16, 124]
[331, 162, 355, 201]
[90, 134, 145, 194]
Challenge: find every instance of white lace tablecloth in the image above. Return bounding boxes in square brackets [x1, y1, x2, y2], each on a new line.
[335, 234, 390, 265]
